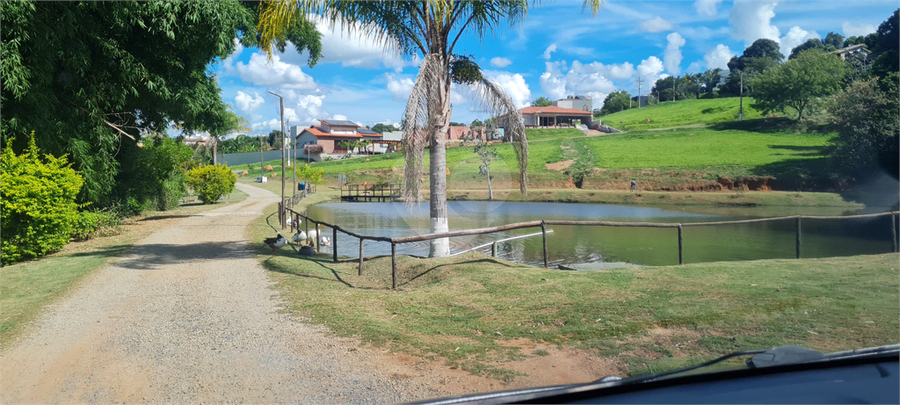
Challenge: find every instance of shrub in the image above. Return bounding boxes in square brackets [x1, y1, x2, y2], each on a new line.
[184, 164, 236, 204]
[70, 210, 120, 241]
[1, 133, 84, 264]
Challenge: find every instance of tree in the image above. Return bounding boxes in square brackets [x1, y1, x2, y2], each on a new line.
[532, 96, 553, 107]
[789, 38, 826, 60]
[870, 9, 899, 82]
[751, 49, 847, 120]
[267, 130, 284, 149]
[720, 38, 784, 97]
[701, 68, 723, 94]
[470, 119, 484, 128]
[651, 76, 678, 101]
[827, 76, 899, 179]
[370, 123, 395, 134]
[0, 2, 320, 207]
[599, 90, 632, 114]
[258, 1, 602, 257]
[184, 164, 236, 204]
[823, 32, 845, 50]
[474, 142, 498, 201]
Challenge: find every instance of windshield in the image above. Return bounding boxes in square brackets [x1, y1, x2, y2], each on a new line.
[1, 1, 897, 404]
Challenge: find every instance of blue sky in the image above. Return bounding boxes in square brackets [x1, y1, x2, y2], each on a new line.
[212, 0, 897, 134]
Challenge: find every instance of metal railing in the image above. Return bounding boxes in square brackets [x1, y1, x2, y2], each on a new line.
[284, 208, 899, 289]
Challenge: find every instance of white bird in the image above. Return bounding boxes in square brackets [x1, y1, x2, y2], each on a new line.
[263, 233, 287, 254]
[319, 236, 331, 246]
[292, 230, 307, 244]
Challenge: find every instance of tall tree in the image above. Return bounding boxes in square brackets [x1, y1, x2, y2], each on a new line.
[823, 32, 845, 50]
[720, 38, 784, 97]
[599, 90, 632, 114]
[701, 68, 723, 94]
[751, 49, 847, 120]
[259, 1, 600, 257]
[0, 1, 320, 206]
[827, 76, 899, 179]
[532, 96, 553, 107]
[789, 38, 826, 60]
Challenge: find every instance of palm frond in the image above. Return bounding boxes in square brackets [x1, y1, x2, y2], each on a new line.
[469, 77, 529, 195]
[401, 53, 443, 206]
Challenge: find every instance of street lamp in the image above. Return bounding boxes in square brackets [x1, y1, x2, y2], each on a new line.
[268, 91, 286, 229]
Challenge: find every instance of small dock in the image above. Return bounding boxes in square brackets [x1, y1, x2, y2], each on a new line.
[341, 183, 401, 202]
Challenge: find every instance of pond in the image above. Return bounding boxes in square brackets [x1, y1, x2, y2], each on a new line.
[303, 201, 896, 268]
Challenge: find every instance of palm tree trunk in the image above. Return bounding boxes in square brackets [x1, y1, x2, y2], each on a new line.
[429, 94, 452, 257]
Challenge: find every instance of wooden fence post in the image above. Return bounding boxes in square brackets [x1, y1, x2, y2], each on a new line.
[541, 221, 549, 269]
[332, 227, 338, 263]
[315, 223, 320, 253]
[796, 216, 802, 259]
[391, 243, 397, 289]
[491, 241, 497, 257]
[678, 224, 684, 265]
[358, 239, 365, 276]
[892, 213, 897, 253]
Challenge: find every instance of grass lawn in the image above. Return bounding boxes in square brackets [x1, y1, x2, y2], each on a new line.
[250, 203, 898, 381]
[0, 188, 249, 346]
[596, 97, 765, 131]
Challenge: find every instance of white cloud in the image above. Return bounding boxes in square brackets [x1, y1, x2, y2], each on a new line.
[384, 74, 415, 103]
[219, 38, 244, 76]
[234, 91, 265, 113]
[694, 0, 722, 17]
[490, 57, 513, 68]
[303, 14, 407, 71]
[729, 0, 780, 48]
[703, 44, 733, 70]
[539, 60, 617, 105]
[542, 43, 558, 60]
[687, 61, 703, 73]
[482, 71, 532, 109]
[842, 21, 876, 37]
[780, 26, 819, 58]
[664, 32, 686, 75]
[637, 56, 666, 87]
[332, 114, 348, 121]
[252, 118, 281, 132]
[236, 53, 317, 90]
[640, 16, 674, 33]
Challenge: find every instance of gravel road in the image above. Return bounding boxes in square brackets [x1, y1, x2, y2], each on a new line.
[1, 183, 457, 404]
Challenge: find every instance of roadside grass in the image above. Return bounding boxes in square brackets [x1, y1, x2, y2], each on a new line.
[596, 97, 765, 131]
[251, 202, 898, 380]
[0, 188, 249, 347]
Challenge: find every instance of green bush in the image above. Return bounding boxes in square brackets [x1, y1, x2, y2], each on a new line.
[184, 164, 236, 204]
[70, 210, 120, 241]
[1, 133, 84, 264]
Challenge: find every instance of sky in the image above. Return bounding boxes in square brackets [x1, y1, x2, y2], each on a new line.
[212, 0, 897, 135]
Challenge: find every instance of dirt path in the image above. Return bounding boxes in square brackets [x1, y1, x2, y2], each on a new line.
[0, 183, 469, 404]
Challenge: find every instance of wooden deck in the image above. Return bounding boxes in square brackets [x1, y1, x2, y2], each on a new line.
[340, 183, 401, 202]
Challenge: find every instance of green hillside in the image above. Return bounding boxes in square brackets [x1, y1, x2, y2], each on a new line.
[597, 97, 765, 131]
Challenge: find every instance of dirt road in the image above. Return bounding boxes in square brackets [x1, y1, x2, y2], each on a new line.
[1, 183, 458, 404]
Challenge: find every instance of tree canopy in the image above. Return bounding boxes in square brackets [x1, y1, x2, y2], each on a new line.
[750, 49, 847, 120]
[599, 90, 632, 114]
[532, 96, 553, 107]
[0, 1, 320, 206]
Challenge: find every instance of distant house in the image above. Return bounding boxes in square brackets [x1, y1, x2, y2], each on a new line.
[292, 119, 383, 160]
[518, 106, 593, 127]
[832, 44, 873, 68]
[553, 95, 592, 112]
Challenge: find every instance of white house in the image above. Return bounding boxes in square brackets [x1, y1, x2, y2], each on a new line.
[553, 95, 592, 112]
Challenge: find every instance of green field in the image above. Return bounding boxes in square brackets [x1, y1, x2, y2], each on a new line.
[232, 117, 839, 194]
[596, 97, 765, 131]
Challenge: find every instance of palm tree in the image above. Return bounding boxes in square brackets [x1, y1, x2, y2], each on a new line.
[258, 1, 600, 257]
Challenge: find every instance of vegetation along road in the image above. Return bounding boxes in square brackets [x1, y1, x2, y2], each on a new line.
[0, 183, 492, 404]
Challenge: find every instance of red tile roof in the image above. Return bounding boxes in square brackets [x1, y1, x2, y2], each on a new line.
[518, 106, 592, 115]
[301, 125, 381, 139]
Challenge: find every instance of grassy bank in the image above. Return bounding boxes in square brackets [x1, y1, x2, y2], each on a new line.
[250, 204, 898, 381]
[0, 189, 248, 346]
[596, 97, 765, 131]
[230, 117, 857, 204]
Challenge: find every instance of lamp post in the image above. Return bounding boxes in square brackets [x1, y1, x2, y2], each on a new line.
[268, 91, 286, 229]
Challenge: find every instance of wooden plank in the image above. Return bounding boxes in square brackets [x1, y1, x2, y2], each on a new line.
[541, 221, 548, 269]
[391, 243, 397, 289]
[678, 224, 684, 265]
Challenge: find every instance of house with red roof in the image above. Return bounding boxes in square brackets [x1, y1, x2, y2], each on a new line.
[292, 119, 383, 159]
[517, 105, 594, 127]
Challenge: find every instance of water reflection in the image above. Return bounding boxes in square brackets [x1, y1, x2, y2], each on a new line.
[305, 202, 893, 267]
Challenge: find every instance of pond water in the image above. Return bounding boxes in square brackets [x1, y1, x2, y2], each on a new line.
[304, 201, 896, 267]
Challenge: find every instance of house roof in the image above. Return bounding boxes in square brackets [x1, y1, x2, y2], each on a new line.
[299, 125, 382, 139]
[518, 106, 593, 115]
[319, 119, 359, 127]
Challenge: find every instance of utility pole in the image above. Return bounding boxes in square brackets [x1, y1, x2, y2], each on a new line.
[289, 119, 295, 199]
[739, 71, 744, 121]
[268, 91, 286, 229]
[636, 77, 643, 108]
[259, 135, 264, 178]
